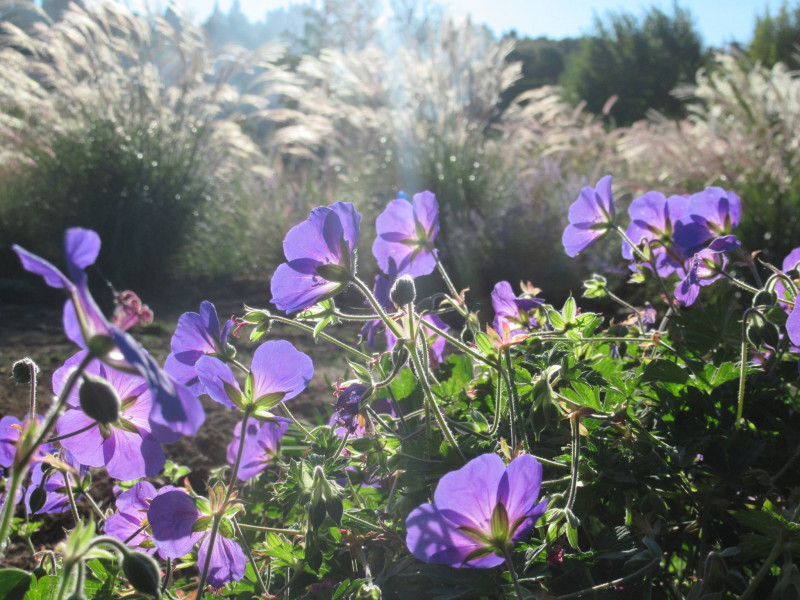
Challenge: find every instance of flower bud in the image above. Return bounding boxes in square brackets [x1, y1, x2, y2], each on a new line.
[79, 374, 121, 425]
[11, 358, 39, 384]
[390, 275, 416, 306]
[29, 486, 47, 513]
[122, 550, 162, 598]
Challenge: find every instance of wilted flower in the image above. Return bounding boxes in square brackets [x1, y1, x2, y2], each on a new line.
[373, 191, 440, 277]
[675, 248, 727, 307]
[562, 175, 615, 257]
[13, 228, 204, 439]
[270, 202, 361, 314]
[54, 352, 166, 480]
[406, 454, 547, 567]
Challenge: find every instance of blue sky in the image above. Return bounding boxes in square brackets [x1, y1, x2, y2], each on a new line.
[170, 0, 785, 47]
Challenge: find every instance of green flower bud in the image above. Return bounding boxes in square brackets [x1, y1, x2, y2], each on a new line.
[29, 486, 47, 514]
[122, 551, 162, 598]
[79, 374, 121, 425]
[390, 275, 416, 306]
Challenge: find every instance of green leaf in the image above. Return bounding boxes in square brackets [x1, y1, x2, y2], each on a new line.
[642, 359, 689, 385]
[0, 569, 32, 600]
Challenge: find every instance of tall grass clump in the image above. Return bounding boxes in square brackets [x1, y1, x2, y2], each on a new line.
[289, 18, 621, 305]
[0, 1, 309, 289]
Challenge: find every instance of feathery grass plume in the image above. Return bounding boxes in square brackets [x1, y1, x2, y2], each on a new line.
[0, 1, 322, 285]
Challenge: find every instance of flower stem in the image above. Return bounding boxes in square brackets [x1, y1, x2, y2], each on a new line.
[197, 407, 252, 600]
[237, 523, 300, 536]
[279, 403, 315, 440]
[267, 313, 372, 361]
[566, 415, 581, 512]
[64, 470, 81, 525]
[736, 308, 756, 432]
[0, 353, 91, 557]
[351, 276, 405, 338]
[28, 361, 38, 417]
[502, 546, 526, 600]
[407, 344, 465, 462]
[233, 517, 268, 595]
[435, 256, 469, 319]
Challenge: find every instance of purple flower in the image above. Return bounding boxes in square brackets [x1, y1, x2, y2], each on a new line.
[270, 202, 361, 314]
[386, 314, 449, 368]
[674, 248, 727, 307]
[373, 191, 439, 277]
[226, 419, 289, 481]
[105, 481, 157, 555]
[148, 487, 203, 558]
[622, 192, 690, 276]
[406, 454, 547, 568]
[149, 486, 246, 587]
[170, 301, 234, 367]
[197, 534, 246, 588]
[491, 281, 543, 335]
[783, 248, 800, 273]
[13, 228, 204, 440]
[562, 175, 615, 257]
[53, 352, 166, 479]
[673, 187, 741, 252]
[196, 340, 313, 413]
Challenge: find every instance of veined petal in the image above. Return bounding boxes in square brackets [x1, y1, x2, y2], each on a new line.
[250, 340, 313, 404]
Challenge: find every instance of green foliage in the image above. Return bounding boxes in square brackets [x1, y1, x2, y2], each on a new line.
[749, 2, 800, 68]
[560, 5, 705, 125]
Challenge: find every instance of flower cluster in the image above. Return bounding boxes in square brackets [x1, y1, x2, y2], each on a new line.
[562, 177, 744, 307]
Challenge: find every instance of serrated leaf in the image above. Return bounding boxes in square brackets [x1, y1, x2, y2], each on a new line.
[642, 359, 688, 385]
[474, 332, 496, 356]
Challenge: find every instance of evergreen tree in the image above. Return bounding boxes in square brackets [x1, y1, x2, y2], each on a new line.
[749, 2, 800, 68]
[560, 5, 705, 125]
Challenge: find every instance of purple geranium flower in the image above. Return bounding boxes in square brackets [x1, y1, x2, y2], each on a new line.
[196, 339, 313, 413]
[406, 454, 547, 568]
[226, 419, 289, 481]
[373, 191, 440, 277]
[331, 383, 370, 435]
[491, 281, 544, 335]
[674, 248, 727, 307]
[105, 481, 157, 555]
[13, 228, 204, 440]
[164, 301, 234, 397]
[197, 535, 246, 589]
[622, 192, 690, 276]
[783, 248, 800, 273]
[270, 202, 361, 314]
[386, 314, 449, 368]
[53, 351, 166, 479]
[171, 301, 234, 366]
[562, 175, 615, 257]
[149, 486, 245, 587]
[673, 187, 741, 252]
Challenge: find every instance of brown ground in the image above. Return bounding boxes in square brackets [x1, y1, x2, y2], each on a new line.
[0, 277, 360, 567]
